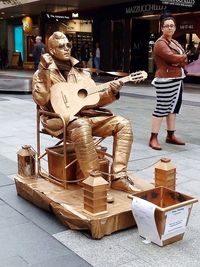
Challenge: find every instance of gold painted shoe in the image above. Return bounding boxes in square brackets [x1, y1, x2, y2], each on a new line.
[111, 176, 141, 194]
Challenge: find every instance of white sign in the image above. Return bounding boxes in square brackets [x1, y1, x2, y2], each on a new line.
[72, 13, 79, 18]
[160, 0, 195, 7]
[132, 197, 162, 246]
[46, 13, 70, 20]
[162, 205, 191, 241]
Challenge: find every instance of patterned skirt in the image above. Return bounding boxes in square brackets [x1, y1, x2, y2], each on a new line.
[152, 78, 183, 117]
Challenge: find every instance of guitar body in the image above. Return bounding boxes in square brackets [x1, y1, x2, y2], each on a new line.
[50, 70, 147, 120]
[50, 78, 100, 120]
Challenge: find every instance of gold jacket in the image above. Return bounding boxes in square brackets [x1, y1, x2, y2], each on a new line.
[32, 53, 118, 136]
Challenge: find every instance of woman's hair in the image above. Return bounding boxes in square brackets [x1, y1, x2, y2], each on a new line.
[160, 13, 176, 27]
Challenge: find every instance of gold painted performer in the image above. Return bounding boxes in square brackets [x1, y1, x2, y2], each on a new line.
[32, 31, 136, 196]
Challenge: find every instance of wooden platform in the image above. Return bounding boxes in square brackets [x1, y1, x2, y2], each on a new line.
[15, 174, 154, 239]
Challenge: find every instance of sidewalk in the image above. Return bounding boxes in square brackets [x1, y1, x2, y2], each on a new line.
[0, 74, 200, 267]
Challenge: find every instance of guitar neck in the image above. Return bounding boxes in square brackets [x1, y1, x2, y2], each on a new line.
[96, 76, 130, 93]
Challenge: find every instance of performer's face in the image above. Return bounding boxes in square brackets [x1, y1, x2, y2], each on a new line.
[51, 37, 72, 61]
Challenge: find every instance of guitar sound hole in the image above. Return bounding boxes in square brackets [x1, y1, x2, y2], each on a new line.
[78, 89, 88, 98]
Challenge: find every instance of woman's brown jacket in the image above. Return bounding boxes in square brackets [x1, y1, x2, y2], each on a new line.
[153, 36, 187, 78]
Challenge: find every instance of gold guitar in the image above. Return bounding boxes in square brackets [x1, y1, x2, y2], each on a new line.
[50, 70, 148, 121]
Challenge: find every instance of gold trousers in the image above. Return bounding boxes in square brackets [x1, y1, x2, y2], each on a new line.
[67, 115, 133, 179]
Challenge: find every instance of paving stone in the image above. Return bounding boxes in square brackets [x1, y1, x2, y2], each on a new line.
[0, 184, 67, 235]
[0, 221, 82, 266]
[0, 256, 29, 267]
[0, 77, 199, 267]
[31, 254, 92, 267]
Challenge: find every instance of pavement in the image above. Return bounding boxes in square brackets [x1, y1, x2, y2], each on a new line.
[0, 70, 200, 267]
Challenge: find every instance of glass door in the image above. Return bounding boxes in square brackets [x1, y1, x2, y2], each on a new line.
[130, 19, 150, 72]
[112, 20, 124, 71]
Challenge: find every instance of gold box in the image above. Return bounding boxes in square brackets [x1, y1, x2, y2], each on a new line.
[132, 186, 198, 246]
[46, 144, 77, 186]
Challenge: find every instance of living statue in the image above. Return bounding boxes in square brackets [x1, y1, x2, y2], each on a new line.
[32, 31, 136, 195]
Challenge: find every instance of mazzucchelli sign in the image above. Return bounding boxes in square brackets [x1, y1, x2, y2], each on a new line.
[126, 4, 165, 14]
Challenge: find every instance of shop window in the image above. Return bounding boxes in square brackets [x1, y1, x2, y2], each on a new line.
[112, 20, 124, 71]
[14, 26, 24, 61]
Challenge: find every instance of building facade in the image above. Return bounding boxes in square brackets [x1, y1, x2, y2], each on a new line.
[0, 0, 200, 72]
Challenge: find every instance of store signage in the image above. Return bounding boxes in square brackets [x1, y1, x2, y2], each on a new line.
[179, 23, 194, 30]
[72, 13, 79, 18]
[0, 0, 21, 5]
[160, 0, 195, 7]
[175, 14, 200, 37]
[22, 16, 33, 33]
[44, 12, 70, 21]
[126, 4, 165, 14]
[0, 0, 39, 9]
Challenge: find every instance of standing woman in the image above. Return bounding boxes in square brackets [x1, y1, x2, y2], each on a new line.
[149, 14, 188, 150]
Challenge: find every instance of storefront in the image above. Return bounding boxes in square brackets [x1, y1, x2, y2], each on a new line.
[39, 12, 93, 64]
[91, 0, 200, 73]
[2, 0, 200, 71]
[175, 13, 200, 44]
[1, 15, 39, 68]
[3, 12, 93, 68]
